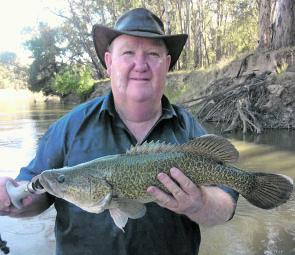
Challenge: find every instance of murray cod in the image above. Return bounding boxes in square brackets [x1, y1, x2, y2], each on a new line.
[37, 134, 293, 230]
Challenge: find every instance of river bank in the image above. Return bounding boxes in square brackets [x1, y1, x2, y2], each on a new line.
[3, 47, 295, 131]
[0, 89, 60, 106]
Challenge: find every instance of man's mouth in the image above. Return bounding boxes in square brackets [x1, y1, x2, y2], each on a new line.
[130, 77, 150, 81]
[130, 78, 150, 82]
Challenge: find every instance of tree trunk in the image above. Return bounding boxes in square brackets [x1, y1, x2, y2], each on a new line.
[141, 0, 146, 8]
[258, 0, 272, 49]
[164, 0, 171, 34]
[215, 0, 223, 62]
[184, 0, 190, 68]
[191, 0, 202, 68]
[271, 0, 295, 49]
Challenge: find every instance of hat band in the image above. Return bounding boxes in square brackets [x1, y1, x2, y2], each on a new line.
[119, 28, 164, 36]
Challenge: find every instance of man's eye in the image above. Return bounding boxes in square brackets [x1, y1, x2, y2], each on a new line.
[149, 52, 160, 57]
[122, 51, 134, 55]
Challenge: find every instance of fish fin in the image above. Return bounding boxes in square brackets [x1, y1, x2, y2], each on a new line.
[127, 140, 177, 155]
[181, 134, 239, 163]
[126, 134, 238, 163]
[109, 200, 146, 231]
[109, 208, 129, 232]
[110, 199, 147, 219]
[243, 173, 293, 209]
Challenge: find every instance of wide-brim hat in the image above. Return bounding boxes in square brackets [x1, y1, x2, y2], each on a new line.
[92, 8, 188, 70]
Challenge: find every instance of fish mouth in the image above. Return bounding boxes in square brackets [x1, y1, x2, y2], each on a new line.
[39, 172, 64, 198]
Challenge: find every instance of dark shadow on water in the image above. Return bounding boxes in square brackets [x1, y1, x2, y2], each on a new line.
[203, 122, 295, 152]
[28, 102, 77, 141]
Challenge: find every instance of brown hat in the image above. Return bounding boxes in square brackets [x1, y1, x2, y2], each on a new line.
[92, 8, 188, 70]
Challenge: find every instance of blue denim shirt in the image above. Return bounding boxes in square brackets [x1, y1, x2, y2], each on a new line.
[17, 92, 238, 255]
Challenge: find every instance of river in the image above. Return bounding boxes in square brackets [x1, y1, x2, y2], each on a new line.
[0, 92, 295, 255]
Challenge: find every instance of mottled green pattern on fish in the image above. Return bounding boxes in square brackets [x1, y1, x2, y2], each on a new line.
[100, 153, 251, 201]
[38, 134, 294, 229]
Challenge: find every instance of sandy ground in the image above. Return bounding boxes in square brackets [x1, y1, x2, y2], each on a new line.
[0, 206, 56, 255]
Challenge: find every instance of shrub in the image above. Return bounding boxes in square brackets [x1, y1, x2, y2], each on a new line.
[51, 65, 95, 98]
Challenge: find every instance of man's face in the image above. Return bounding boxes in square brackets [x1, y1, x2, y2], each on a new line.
[104, 35, 171, 104]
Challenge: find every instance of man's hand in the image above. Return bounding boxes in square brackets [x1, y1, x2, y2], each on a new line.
[147, 167, 205, 215]
[0, 177, 34, 216]
[0, 177, 51, 218]
[147, 167, 236, 226]
[0, 177, 14, 216]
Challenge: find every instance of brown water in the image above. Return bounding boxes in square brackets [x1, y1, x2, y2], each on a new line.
[200, 128, 295, 255]
[0, 94, 295, 255]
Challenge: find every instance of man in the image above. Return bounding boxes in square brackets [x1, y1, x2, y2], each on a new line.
[0, 8, 238, 255]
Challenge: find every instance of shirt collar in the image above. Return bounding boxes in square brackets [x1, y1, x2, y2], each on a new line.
[98, 91, 177, 121]
[161, 94, 177, 120]
[98, 91, 116, 118]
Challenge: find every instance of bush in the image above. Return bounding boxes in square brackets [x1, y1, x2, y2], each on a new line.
[51, 65, 95, 98]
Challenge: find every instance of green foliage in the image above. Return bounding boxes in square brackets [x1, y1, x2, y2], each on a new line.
[0, 51, 27, 90]
[275, 61, 288, 75]
[0, 62, 28, 89]
[50, 65, 95, 98]
[223, 1, 258, 54]
[25, 23, 65, 92]
[22, 0, 262, 96]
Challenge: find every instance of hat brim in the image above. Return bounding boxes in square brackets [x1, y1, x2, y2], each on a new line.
[92, 24, 188, 70]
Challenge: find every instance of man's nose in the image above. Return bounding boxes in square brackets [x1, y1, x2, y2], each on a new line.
[133, 53, 148, 72]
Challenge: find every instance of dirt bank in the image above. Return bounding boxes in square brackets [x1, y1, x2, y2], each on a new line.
[185, 47, 295, 132]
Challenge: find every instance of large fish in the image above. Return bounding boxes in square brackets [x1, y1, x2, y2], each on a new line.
[38, 134, 293, 230]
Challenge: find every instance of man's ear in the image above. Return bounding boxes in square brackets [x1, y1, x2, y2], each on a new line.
[166, 55, 171, 72]
[105, 52, 112, 76]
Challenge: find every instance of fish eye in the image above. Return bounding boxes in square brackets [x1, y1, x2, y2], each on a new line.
[57, 174, 65, 183]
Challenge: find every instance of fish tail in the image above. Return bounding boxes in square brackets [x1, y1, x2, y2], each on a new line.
[243, 173, 293, 209]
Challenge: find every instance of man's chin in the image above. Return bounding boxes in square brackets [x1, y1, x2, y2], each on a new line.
[126, 89, 154, 102]
[128, 93, 154, 103]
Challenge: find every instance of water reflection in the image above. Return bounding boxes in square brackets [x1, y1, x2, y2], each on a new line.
[0, 98, 74, 177]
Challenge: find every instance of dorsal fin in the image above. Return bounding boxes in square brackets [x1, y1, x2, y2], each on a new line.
[127, 140, 177, 155]
[180, 134, 239, 163]
[126, 134, 239, 163]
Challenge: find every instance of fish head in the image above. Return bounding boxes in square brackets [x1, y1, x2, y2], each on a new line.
[39, 168, 109, 209]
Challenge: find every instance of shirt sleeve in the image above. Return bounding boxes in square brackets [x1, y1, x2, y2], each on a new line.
[15, 118, 67, 181]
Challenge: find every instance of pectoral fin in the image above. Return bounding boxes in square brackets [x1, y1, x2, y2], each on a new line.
[109, 208, 129, 231]
[109, 199, 147, 231]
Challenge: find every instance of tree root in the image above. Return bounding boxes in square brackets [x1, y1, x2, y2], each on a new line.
[183, 72, 271, 133]
[236, 98, 262, 134]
